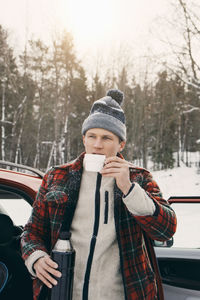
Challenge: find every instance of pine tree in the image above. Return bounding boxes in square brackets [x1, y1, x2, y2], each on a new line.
[151, 71, 177, 170]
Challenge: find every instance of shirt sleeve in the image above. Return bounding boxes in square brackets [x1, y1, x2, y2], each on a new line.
[25, 250, 49, 277]
[21, 170, 52, 262]
[126, 168, 177, 241]
[123, 182, 156, 216]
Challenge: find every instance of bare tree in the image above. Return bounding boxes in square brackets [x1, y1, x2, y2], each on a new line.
[1, 83, 6, 160]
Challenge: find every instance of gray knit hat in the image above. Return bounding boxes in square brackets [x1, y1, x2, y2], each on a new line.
[82, 89, 126, 141]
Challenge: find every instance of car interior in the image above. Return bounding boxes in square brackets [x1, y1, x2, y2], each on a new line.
[0, 189, 33, 300]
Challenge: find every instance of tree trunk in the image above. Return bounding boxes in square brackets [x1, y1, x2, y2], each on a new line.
[1, 83, 6, 161]
[46, 141, 56, 170]
[34, 116, 42, 168]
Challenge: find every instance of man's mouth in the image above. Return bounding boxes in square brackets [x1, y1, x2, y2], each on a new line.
[92, 153, 104, 155]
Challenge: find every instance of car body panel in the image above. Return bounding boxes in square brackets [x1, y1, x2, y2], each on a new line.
[168, 196, 200, 204]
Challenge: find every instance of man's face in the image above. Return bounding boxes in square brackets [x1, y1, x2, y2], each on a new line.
[83, 128, 125, 158]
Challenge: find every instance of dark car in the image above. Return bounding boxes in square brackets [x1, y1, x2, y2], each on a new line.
[0, 161, 200, 299]
[0, 161, 43, 300]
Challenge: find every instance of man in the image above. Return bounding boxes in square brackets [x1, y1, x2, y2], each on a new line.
[21, 89, 177, 300]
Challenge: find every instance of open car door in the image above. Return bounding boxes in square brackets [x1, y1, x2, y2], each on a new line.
[155, 196, 200, 300]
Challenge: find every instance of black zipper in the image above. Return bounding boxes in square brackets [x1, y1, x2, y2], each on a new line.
[82, 173, 102, 300]
[104, 191, 109, 224]
[114, 186, 128, 300]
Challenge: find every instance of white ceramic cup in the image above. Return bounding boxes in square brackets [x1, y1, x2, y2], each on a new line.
[84, 154, 106, 172]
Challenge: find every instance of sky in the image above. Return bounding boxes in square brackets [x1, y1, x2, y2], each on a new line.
[0, 0, 172, 68]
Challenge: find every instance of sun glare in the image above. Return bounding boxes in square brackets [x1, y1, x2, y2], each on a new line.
[56, 0, 166, 56]
[60, 0, 117, 41]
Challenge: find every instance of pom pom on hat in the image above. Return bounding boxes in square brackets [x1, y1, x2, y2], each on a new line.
[106, 89, 124, 105]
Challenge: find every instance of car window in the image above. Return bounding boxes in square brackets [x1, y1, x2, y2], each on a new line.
[0, 190, 32, 226]
[170, 203, 200, 248]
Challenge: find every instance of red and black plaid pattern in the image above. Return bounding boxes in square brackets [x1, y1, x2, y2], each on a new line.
[21, 152, 177, 300]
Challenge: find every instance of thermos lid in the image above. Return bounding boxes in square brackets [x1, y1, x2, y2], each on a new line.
[59, 231, 71, 240]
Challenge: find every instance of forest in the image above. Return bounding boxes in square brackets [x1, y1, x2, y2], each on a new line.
[0, 0, 200, 171]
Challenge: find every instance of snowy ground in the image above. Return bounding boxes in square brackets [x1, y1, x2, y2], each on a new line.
[151, 162, 200, 199]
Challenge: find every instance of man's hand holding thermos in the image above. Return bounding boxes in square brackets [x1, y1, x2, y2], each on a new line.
[33, 231, 75, 300]
[33, 255, 62, 289]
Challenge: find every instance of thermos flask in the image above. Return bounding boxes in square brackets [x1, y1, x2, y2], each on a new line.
[50, 231, 75, 300]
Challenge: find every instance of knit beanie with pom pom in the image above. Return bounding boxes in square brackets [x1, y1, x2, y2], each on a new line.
[82, 89, 126, 141]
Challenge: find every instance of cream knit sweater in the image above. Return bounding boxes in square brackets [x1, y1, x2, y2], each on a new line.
[70, 161, 155, 300]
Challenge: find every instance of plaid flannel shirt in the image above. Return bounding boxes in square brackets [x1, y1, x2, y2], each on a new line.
[21, 152, 177, 300]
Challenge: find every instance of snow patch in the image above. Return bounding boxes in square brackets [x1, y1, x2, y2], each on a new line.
[152, 162, 200, 199]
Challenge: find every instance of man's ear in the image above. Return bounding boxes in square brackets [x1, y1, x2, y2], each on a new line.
[119, 140, 126, 152]
[82, 135, 85, 146]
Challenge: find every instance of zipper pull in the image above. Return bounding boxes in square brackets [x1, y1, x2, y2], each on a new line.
[104, 191, 109, 224]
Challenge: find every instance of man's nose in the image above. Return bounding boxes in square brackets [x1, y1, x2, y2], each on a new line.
[94, 138, 103, 148]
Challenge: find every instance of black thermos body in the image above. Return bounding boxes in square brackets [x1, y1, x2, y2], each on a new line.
[50, 231, 75, 300]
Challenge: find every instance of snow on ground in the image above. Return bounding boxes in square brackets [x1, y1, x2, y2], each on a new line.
[151, 162, 200, 199]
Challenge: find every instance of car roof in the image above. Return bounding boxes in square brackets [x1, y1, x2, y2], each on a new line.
[0, 167, 43, 204]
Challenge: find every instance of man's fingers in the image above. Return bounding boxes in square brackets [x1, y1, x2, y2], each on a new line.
[37, 273, 53, 289]
[102, 161, 130, 175]
[41, 269, 58, 285]
[44, 257, 62, 277]
[39, 257, 62, 277]
[101, 167, 121, 174]
[104, 157, 133, 168]
[44, 256, 58, 269]
[44, 265, 62, 278]
[105, 156, 122, 164]
[103, 162, 128, 169]
[34, 256, 62, 288]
